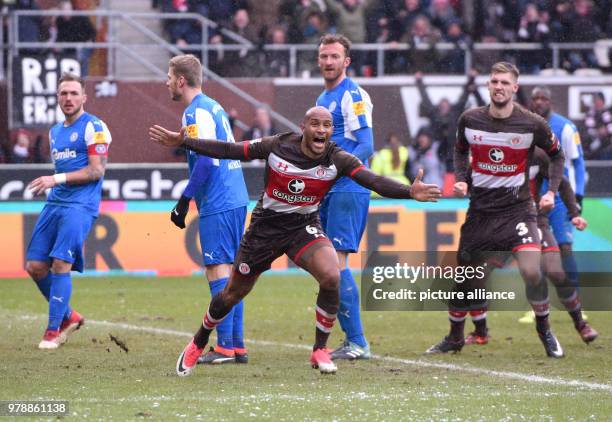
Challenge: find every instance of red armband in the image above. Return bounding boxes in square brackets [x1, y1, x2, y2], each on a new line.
[88, 143, 109, 156]
[349, 165, 366, 177]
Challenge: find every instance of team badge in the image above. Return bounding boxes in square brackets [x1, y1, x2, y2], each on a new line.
[288, 179, 305, 194]
[510, 137, 521, 146]
[328, 101, 337, 112]
[238, 263, 250, 275]
[70, 132, 78, 142]
[316, 168, 326, 178]
[488, 148, 504, 163]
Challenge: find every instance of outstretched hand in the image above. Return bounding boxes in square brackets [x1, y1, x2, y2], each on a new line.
[410, 169, 442, 202]
[149, 125, 185, 147]
[571, 216, 587, 231]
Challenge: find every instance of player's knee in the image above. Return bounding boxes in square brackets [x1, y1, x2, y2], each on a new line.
[545, 269, 565, 286]
[317, 268, 340, 291]
[520, 266, 542, 286]
[25, 261, 48, 281]
[51, 259, 71, 274]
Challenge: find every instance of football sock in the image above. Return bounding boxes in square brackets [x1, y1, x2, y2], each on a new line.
[561, 252, 579, 289]
[469, 308, 488, 336]
[232, 300, 245, 350]
[555, 288, 585, 326]
[194, 294, 232, 349]
[448, 310, 467, 341]
[338, 268, 367, 348]
[209, 278, 234, 350]
[48, 272, 72, 331]
[35, 273, 73, 321]
[314, 286, 338, 350]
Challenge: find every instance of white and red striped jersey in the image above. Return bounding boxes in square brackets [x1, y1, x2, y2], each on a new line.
[456, 104, 563, 213]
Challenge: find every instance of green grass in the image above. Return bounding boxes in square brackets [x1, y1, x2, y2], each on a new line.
[1, 275, 611, 420]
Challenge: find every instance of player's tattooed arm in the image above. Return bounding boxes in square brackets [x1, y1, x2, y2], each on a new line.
[28, 155, 107, 194]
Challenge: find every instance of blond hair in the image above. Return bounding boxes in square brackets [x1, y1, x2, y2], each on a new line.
[169, 54, 202, 88]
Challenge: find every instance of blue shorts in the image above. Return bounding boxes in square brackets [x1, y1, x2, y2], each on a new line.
[319, 192, 369, 253]
[26, 204, 95, 272]
[199, 206, 246, 266]
[548, 201, 574, 245]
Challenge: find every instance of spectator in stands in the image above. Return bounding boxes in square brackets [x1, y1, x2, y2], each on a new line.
[414, 69, 484, 191]
[583, 92, 612, 159]
[11, 129, 32, 164]
[279, 0, 325, 43]
[54, 1, 97, 76]
[210, 8, 260, 77]
[441, 18, 469, 74]
[390, 0, 427, 42]
[516, 3, 550, 74]
[160, 0, 202, 56]
[399, 15, 441, 73]
[429, 0, 457, 33]
[243, 107, 277, 140]
[405, 128, 444, 188]
[9, 0, 43, 55]
[370, 133, 410, 197]
[299, 10, 328, 75]
[264, 26, 290, 77]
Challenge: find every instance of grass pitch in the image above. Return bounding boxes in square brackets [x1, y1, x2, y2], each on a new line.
[1, 275, 611, 420]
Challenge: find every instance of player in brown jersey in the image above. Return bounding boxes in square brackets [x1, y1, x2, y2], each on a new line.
[425, 62, 567, 358]
[463, 148, 597, 346]
[150, 106, 442, 375]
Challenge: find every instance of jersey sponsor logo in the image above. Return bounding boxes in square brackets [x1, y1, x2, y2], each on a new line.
[488, 148, 504, 163]
[238, 262, 250, 275]
[288, 179, 305, 194]
[70, 132, 78, 142]
[186, 124, 198, 138]
[52, 148, 77, 160]
[477, 162, 518, 173]
[352, 101, 366, 116]
[93, 131, 106, 143]
[271, 188, 317, 204]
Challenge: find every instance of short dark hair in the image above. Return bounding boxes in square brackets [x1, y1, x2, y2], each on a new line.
[490, 61, 520, 80]
[531, 86, 552, 99]
[58, 72, 85, 91]
[319, 33, 351, 57]
[169, 54, 202, 88]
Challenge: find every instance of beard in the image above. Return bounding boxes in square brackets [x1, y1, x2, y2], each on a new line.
[60, 104, 83, 119]
[491, 97, 511, 108]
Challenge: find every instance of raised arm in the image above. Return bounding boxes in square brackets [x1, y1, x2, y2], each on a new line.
[351, 166, 441, 202]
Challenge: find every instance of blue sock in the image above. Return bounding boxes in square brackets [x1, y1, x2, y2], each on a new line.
[48, 272, 72, 331]
[232, 300, 245, 350]
[209, 277, 234, 350]
[561, 252, 579, 290]
[338, 268, 367, 348]
[36, 273, 72, 321]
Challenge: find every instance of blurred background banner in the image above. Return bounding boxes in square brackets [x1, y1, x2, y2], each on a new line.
[1, 199, 610, 278]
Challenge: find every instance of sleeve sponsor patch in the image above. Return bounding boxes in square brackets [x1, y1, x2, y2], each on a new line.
[186, 124, 198, 138]
[352, 101, 366, 116]
[93, 131, 107, 143]
[573, 132, 581, 145]
[88, 143, 108, 156]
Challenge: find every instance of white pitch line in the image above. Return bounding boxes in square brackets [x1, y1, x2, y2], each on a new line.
[9, 313, 612, 393]
[85, 318, 612, 393]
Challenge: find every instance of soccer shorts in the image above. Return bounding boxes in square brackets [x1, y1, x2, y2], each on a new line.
[319, 191, 369, 253]
[233, 212, 332, 276]
[199, 206, 247, 266]
[458, 205, 540, 265]
[26, 204, 95, 272]
[548, 201, 574, 245]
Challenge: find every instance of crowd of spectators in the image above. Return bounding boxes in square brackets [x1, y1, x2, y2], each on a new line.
[153, 0, 612, 76]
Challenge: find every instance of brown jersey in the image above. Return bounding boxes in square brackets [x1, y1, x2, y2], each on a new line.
[455, 104, 564, 213]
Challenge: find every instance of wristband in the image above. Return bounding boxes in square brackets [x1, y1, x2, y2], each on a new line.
[53, 173, 67, 184]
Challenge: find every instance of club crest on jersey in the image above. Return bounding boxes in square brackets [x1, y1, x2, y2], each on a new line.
[316, 167, 326, 178]
[238, 263, 250, 275]
[288, 179, 305, 194]
[276, 161, 289, 171]
[488, 148, 504, 163]
[509, 137, 521, 146]
[327, 101, 337, 112]
[70, 132, 78, 142]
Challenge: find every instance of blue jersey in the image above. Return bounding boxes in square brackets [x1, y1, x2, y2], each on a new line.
[183, 93, 248, 216]
[316, 78, 373, 193]
[548, 112, 585, 196]
[47, 112, 112, 216]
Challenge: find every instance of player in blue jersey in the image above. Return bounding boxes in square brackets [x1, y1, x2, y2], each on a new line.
[25, 73, 111, 349]
[316, 34, 374, 360]
[164, 54, 249, 364]
[523, 86, 590, 329]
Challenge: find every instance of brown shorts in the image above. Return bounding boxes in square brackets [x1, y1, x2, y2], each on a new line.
[458, 205, 540, 265]
[537, 216, 560, 253]
[233, 212, 332, 276]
